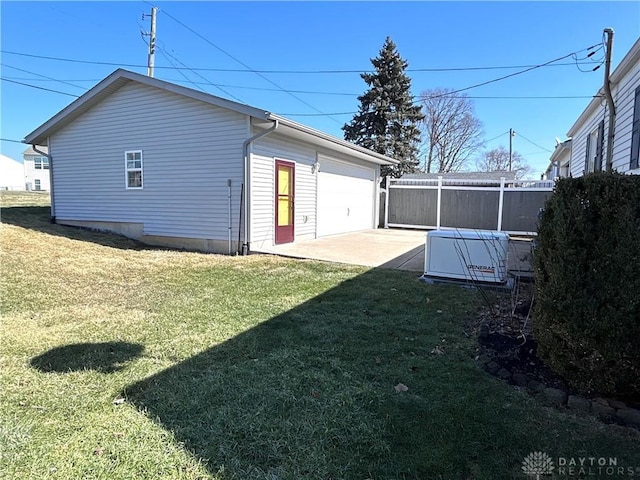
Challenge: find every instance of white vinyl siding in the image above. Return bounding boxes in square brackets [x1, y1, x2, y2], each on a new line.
[569, 106, 606, 178]
[250, 130, 381, 249]
[23, 154, 51, 191]
[612, 62, 640, 172]
[50, 81, 247, 240]
[569, 55, 640, 176]
[251, 132, 317, 250]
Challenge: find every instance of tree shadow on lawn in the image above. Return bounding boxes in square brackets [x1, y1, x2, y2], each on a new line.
[122, 269, 571, 480]
[31, 341, 144, 373]
[1, 206, 160, 251]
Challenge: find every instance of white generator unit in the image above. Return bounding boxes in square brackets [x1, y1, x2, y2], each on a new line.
[424, 230, 509, 284]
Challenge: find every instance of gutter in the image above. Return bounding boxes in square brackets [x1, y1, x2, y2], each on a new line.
[240, 119, 279, 255]
[32, 140, 55, 222]
[603, 28, 616, 172]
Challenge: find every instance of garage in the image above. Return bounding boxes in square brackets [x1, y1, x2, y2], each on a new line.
[317, 156, 376, 237]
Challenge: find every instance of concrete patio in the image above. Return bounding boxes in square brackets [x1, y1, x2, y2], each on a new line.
[254, 228, 534, 276]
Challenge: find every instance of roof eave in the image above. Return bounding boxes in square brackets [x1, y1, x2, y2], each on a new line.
[268, 114, 399, 166]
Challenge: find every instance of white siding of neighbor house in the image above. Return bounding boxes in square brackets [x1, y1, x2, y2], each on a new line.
[570, 57, 640, 177]
[612, 61, 640, 174]
[49, 81, 247, 240]
[569, 102, 607, 178]
[250, 131, 381, 250]
[250, 132, 318, 250]
[23, 155, 51, 191]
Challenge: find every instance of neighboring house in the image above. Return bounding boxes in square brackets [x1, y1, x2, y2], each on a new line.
[543, 139, 572, 180]
[0, 154, 26, 190]
[23, 145, 50, 191]
[23, 69, 397, 254]
[566, 37, 640, 177]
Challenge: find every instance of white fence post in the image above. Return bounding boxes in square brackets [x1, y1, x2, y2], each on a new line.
[497, 177, 505, 231]
[436, 176, 443, 230]
[384, 176, 390, 228]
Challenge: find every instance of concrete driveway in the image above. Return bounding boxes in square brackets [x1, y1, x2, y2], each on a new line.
[254, 229, 426, 270]
[254, 228, 534, 275]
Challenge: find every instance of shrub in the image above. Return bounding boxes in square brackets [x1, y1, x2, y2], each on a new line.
[533, 172, 640, 400]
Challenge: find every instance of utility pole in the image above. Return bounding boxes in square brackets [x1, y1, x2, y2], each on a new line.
[142, 7, 158, 77]
[509, 128, 515, 171]
[603, 28, 615, 172]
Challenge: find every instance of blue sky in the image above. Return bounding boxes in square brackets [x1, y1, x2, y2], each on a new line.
[1, 1, 639, 176]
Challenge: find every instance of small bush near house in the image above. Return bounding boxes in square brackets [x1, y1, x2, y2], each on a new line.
[534, 172, 640, 400]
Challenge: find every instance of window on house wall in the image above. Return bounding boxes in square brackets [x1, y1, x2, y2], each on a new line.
[584, 122, 604, 174]
[631, 86, 640, 170]
[42, 157, 49, 169]
[125, 150, 143, 189]
[35, 179, 41, 191]
[34, 157, 43, 169]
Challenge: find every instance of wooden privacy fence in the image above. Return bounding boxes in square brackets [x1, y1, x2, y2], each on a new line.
[382, 176, 554, 235]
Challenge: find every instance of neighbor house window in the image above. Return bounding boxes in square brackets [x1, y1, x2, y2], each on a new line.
[584, 121, 604, 174]
[35, 179, 41, 190]
[42, 157, 49, 169]
[631, 86, 640, 170]
[125, 150, 143, 189]
[34, 156, 43, 169]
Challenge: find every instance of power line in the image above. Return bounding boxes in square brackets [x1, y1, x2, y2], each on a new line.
[515, 132, 553, 153]
[0, 50, 602, 74]
[484, 131, 510, 143]
[1, 64, 88, 91]
[0, 138, 24, 144]
[0, 74, 600, 117]
[1, 78, 80, 97]
[151, 4, 341, 124]
[156, 42, 246, 102]
[421, 43, 602, 100]
[0, 76, 602, 100]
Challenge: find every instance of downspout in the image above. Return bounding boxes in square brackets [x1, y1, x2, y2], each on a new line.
[603, 28, 616, 172]
[32, 140, 55, 223]
[240, 118, 279, 255]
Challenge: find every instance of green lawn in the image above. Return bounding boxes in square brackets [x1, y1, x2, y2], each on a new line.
[1, 191, 639, 479]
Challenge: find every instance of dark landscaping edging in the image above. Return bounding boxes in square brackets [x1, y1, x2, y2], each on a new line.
[476, 342, 640, 429]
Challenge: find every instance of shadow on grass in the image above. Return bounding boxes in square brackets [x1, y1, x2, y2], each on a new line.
[1, 206, 158, 251]
[121, 268, 538, 479]
[31, 342, 145, 373]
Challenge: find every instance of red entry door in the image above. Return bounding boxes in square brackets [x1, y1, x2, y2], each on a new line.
[275, 160, 295, 244]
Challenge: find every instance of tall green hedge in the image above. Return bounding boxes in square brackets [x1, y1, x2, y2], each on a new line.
[533, 172, 640, 399]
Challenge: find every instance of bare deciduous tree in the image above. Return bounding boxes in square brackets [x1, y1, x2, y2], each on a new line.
[418, 88, 484, 173]
[476, 146, 533, 179]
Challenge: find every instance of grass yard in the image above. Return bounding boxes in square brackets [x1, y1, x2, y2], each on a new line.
[1, 191, 639, 479]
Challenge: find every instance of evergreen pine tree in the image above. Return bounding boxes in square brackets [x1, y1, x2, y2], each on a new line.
[343, 37, 424, 178]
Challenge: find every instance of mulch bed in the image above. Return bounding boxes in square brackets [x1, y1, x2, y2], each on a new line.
[467, 281, 640, 428]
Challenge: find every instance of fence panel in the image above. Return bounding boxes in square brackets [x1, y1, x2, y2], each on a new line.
[385, 177, 553, 234]
[502, 190, 553, 233]
[387, 187, 438, 227]
[440, 189, 500, 230]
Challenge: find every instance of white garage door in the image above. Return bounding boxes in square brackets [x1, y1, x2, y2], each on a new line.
[317, 157, 375, 237]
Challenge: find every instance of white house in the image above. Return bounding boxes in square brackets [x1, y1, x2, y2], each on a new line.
[23, 69, 397, 254]
[543, 139, 572, 181]
[566, 37, 640, 177]
[0, 154, 25, 190]
[23, 145, 51, 191]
